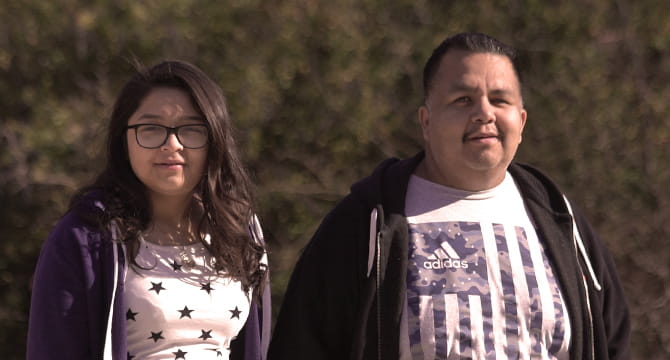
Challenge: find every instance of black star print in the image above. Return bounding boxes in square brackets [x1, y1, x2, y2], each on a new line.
[171, 259, 183, 271]
[207, 348, 223, 357]
[149, 282, 166, 294]
[200, 282, 214, 294]
[173, 349, 187, 359]
[178, 306, 194, 319]
[126, 308, 138, 321]
[199, 329, 213, 340]
[148, 330, 164, 342]
[229, 306, 242, 319]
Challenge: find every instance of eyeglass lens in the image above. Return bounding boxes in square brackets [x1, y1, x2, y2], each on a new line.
[134, 124, 208, 149]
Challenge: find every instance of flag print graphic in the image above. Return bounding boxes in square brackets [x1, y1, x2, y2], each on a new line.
[406, 221, 569, 360]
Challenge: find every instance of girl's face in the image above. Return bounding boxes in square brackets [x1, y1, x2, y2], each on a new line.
[126, 87, 208, 202]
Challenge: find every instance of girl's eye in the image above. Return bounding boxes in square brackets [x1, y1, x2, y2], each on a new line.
[138, 125, 163, 134]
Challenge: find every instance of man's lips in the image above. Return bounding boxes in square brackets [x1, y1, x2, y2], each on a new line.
[463, 126, 501, 141]
[464, 132, 500, 142]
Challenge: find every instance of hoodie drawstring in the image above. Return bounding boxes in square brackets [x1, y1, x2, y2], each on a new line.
[563, 195, 602, 291]
[103, 225, 120, 360]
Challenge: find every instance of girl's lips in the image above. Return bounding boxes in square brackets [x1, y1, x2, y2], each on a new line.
[155, 163, 185, 169]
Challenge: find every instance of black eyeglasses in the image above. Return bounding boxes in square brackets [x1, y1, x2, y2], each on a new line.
[126, 124, 209, 149]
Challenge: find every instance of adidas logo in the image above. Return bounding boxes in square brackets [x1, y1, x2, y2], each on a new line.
[423, 241, 469, 270]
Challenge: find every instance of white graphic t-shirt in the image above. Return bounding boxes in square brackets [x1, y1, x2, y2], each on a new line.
[402, 173, 571, 360]
[125, 237, 251, 359]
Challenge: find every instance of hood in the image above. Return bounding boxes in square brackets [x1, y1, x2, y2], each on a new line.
[349, 152, 425, 215]
[349, 151, 571, 217]
[507, 162, 571, 215]
[68, 188, 108, 227]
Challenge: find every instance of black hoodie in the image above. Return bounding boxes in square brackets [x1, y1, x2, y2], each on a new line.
[269, 152, 631, 360]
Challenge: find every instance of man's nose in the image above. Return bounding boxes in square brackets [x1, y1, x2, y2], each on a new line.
[470, 99, 495, 123]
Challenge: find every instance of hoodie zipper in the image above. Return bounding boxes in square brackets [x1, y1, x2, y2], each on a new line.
[581, 276, 596, 359]
[563, 196, 597, 359]
[376, 229, 383, 360]
[368, 208, 383, 360]
[104, 232, 120, 360]
[573, 229, 596, 360]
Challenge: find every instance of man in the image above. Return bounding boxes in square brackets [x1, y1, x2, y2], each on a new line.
[268, 32, 631, 359]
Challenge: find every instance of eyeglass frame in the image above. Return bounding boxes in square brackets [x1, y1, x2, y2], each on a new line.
[125, 123, 210, 149]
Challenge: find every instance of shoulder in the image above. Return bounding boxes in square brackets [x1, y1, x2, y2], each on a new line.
[41, 190, 111, 259]
[508, 162, 570, 213]
[30, 203, 115, 309]
[508, 162, 560, 193]
[303, 154, 422, 256]
[349, 152, 424, 214]
[311, 153, 422, 242]
[40, 211, 108, 259]
[312, 194, 369, 243]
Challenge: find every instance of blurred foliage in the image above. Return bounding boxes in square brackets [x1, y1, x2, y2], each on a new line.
[1, 0, 669, 358]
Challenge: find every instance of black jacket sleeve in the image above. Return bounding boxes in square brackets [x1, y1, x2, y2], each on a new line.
[573, 207, 632, 360]
[268, 195, 370, 360]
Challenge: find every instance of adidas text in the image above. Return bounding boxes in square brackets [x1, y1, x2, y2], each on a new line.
[423, 258, 469, 269]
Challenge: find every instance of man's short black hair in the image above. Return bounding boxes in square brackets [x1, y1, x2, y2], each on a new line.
[422, 32, 522, 100]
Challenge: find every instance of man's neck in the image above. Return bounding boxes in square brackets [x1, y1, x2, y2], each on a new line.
[415, 158, 506, 192]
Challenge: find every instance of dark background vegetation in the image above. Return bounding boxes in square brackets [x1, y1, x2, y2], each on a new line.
[2, 1, 668, 358]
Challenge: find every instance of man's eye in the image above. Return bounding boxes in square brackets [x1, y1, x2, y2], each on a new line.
[454, 97, 471, 104]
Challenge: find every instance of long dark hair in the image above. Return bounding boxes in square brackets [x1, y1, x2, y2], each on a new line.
[72, 60, 266, 293]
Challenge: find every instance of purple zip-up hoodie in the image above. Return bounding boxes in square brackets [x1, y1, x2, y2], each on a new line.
[27, 196, 270, 360]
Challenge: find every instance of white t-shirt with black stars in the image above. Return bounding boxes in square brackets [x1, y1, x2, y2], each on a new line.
[125, 237, 251, 359]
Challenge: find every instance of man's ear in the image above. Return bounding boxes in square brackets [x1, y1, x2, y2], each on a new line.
[519, 108, 527, 144]
[418, 105, 431, 141]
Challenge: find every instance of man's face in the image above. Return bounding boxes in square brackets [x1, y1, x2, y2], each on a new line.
[419, 50, 527, 191]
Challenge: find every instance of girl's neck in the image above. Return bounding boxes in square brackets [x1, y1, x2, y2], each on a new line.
[144, 193, 202, 246]
[150, 193, 192, 224]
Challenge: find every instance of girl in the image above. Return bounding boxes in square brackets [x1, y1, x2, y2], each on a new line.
[27, 60, 270, 360]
